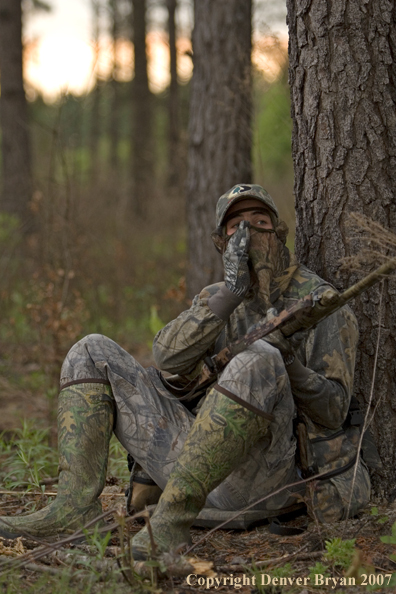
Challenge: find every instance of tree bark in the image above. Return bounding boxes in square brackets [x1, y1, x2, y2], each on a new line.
[186, 0, 252, 298]
[287, 0, 396, 497]
[89, 0, 102, 182]
[109, 0, 120, 173]
[166, 0, 180, 189]
[131, 0, 153, 217]
[0, 0, 32, 230]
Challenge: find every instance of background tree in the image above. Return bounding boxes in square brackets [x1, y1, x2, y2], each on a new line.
[287, 0, 396, 497]
[186, 0, 252, 297]
[0, 0, 50, 231]
[130, 0, 153, 217]
[109, 0, 121, 174]
[0, 0, 32, 230]
[166, 0, 180, 190]
[89, 0, 103, 182]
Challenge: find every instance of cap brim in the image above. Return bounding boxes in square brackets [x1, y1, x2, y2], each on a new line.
[220, 195, 276, 226]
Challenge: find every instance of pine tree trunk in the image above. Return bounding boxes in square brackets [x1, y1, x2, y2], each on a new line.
[186, 0, 252, 298]
[89, 0, 101, 182]
[131, 0, 153, 218]
[287, 0, 396, 498]
[109, 0, 120, 173]
[0, 0, 32, 230]
[166, 0, 179, 189]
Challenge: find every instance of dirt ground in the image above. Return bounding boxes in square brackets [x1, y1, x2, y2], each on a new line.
[1, 491, 396, 593]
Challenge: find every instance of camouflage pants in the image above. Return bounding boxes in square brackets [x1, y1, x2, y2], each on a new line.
[60, 334, 369, 517]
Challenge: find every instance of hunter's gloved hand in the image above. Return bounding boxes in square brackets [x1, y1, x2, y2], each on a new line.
[223, 221, 251, 297]
[263, 329, 295, 364]
[264, 311, 312, 380]
[262, 308, 295, 365]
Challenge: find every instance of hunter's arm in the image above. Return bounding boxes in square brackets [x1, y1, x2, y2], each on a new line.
[288, 306, 359, 429]
[153, 283, 241, 375]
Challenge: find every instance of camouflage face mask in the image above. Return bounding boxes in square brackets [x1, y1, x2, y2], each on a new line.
[248, 225, 291, 310]
[211, 218, 295, 311]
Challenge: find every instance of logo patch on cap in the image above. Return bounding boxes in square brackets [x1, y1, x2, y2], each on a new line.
[230, 184, 251, 197]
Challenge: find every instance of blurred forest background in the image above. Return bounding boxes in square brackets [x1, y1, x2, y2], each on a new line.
[0, 0, 294, 430]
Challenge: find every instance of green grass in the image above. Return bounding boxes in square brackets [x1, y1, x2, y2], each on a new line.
[0, 419, 131, 489]
[0, 420, 58, 493]
[0, 423, 151, 591]
[108, 435, 130, 483]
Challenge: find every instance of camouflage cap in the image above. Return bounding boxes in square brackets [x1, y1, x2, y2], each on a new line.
[215, 184, 279, 228]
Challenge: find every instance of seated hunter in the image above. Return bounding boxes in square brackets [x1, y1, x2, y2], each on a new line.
[0, 184, 370, 558]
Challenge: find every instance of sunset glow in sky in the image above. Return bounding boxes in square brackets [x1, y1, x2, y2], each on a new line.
[23, 0, 287, 102]
[25, 35, 96, 100]
[24, 34, 194, 101]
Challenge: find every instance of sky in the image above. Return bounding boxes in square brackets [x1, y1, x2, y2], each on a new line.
[23, 0, 288, 102]
[24, 0, 96, 99]
[26, 0, 92, 42]
[24, 0, 195, 100]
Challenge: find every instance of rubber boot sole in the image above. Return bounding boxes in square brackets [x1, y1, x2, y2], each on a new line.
[144, 502, 306, 530]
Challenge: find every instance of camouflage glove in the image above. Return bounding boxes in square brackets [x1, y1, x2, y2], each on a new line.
[223, 221, 251, 297]
[263, 329, 295, 366]
[262, 308, 295, 366]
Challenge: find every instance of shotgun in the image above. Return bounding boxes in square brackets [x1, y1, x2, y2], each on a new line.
[197, 257, 396, 389]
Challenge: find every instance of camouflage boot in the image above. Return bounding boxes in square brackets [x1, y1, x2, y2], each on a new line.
[0, 383, 114, 540]
[131, 387, 271, 560]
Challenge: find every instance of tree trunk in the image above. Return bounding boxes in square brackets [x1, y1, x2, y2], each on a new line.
[109, 0, 120, 173]
[89, 0, 102, 182]
[131, 0, 153, 218]
[0, 0, 32, 230]
[186, 0, 252, 298]
[287, 0, 396, 498]
[166, 0, 179, 189]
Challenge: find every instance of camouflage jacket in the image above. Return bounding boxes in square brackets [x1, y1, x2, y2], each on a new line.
[153, 264, 361, 478]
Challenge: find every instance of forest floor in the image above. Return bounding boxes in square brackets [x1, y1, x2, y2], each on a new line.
[0, 493, 396, 594]
[0, 352, 396, 594]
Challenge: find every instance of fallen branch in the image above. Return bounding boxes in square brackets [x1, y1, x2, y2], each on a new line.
[0, 505, 150, 579]
[0, 508, 122, 574]
[24, 560, 123, 582]
[24, 562, 67, 576]
[216, 549, 323, 573]
[0, 490, 125, 498]
[50, 549, 118, 572]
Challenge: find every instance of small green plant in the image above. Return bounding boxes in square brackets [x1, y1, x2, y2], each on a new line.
[309, 561, 331, 586]
[250, 562, 296, 593]
[324, 537, 356, 570]
[0, 419, 58, 492]
[107, 435, 130, 482]
[365, 522, 396, 591]
[84, 524, 113, 560]
[148, 305, 164, 336]
[370, 505, 389, 524]
[380, 520, 396, 553]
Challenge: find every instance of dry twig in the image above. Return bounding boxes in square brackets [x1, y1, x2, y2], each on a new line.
[217, 549, 323, 573]
[0, 507, 145, 576]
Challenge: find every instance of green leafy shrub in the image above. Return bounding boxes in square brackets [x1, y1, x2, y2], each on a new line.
[324, 537, 356, 570]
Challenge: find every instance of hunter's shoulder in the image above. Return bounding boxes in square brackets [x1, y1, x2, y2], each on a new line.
[289, 264, 358, 329]
[287, 264, 334, 298]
